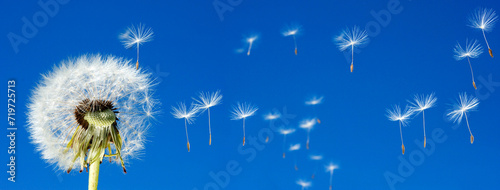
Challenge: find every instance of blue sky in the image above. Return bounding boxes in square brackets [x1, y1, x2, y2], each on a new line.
[2, 0, 500, 189]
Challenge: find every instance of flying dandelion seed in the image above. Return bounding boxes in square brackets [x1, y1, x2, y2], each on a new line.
[264, 112, 281, 143]
[454, 39, 483, 90]
[193, 90, 223, 145]
[335, 26, 369, 72]
[231, 102, 258, 146]
[289, 143, 301, 170]
[299, 118, 317, 149]
[172, 102, 199, 152]
[447, 93, 479, 144]
[245, 36, 258, 56]
[325, 163, 339, 190]
[297, 179, 312, 190]
[282, 24, 302, 55]
[468, 8, 498, 57]
[309, 154, 323, 179]
[279, 128, 296, 158]
[26, 55, 158, 190]
[305, 96, 323, 124]
[386, 105, 414, 155]
[409, 93, 437, 148]
[119, 23, 154, 69]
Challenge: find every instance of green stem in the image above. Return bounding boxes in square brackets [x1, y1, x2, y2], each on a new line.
[88, 161, 100, 190]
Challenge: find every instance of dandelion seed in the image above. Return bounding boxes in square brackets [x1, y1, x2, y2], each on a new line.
[245, 36, 258, 56]
[26, 55, 157, 189]
[300, 118, 317, 149]
[454, 39, 483, 89]
[264, 112, 281, 142]
[325, 163, 339, 190]
[193, 90, 223, 145]
[282, 24, 302, 55]
[172, 102, 199, 152]
[447, 93, 479, 144]
[335, 26, 369, 72]
[305, 96, 323, 124]
[309, 154, 323, 179]
[279, 128, 296, 158]
[297, 179, 312, 190]
[409, 93, 437, 148]
[386, 105, 414, 154]
[231, 102, 258, 146]
[289, 143, 301, 170]
[119, 23, 154, 69]
[468, 8, 498, 57]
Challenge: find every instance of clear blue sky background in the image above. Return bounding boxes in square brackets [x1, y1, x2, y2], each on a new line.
[2, 0, 500, 189]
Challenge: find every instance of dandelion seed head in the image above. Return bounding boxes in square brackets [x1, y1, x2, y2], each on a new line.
[264, 112, 281, 120]
[289, 143, 301, 151]
[454, 39, 483, 60]
[231, 102, 258, 120]
[305, 96, 324, 105]
[296, 180, 312, 188]
[27, 55, 158, 171]
[409, 93, 437, 112]
[309, 155, 323, 160]
[247, 36, 258, 43]
[282, 24, 302, 37]
[279, 128, 296, 135]
[335, 26, 369, 51]
[447, 93, 479, 123]
[300, 118, 316, 129]
[171, 102, 199, 124]
[386, 105, 414, 126]
[468, 8, 498, 31]
[119, 23, 154, 49]
[193, 90, 223, 110]
[326, 163, 339, 172]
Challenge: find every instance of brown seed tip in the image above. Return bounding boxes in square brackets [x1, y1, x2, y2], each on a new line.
[283, 152, 286, 158]
[306, 142, 309, 150]
[424, 137, 426, 148]
[67, 169, 71, 174]
[79, 169, 83, 173]
[473, 81, 477, 90]
[294, 165, 298, 171]
[402, 144, 405, 155]
[317, 119, 321, 124]
[209, 134, 212, 145]
[489, 49, 493, 57]
[243, 137, 246, 146]
[265, 136, 269, 143]
[123, 167, 127, 174]
[350, 64, 353, 73]
[187, 142, 191, 152]
[136, 61, 139, 70]
[311, 174, 315, 179]
[470, 135, 474, 144]
[295, 49, 298, 55]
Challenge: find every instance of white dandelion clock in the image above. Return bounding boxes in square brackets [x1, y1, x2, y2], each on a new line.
[279, 128, 296, 158]
[171, 102, 200, 152]
[299, 118, 317, 149]
[335, 26, 369, 72]
[231, 102, 258, 146]
[409, 93, 437, 148]
[447, 93, 479, 144]
[454, 39, 483, 89]
[282, 24, 302, 55]
[119, 23, 154, 69]
[386, 105, 414, 154]
[193, 90, 223, 145]
[297, 179, 312, 190]
[325, 163, 339, 190]
[26, 55, 158, 190]
[468, 8, 498, 57]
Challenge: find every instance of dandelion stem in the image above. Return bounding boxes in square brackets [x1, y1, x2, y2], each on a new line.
[464, 112, 474, 144]
[467, 57, 476, 89]
[293, 35, 298, 55]
[242, 117, 246, 146]
[399, 121, 403, 144]
[283, 134, 286, 158]
[208, 108, 212, 145]
[247, 42, 253, 56]
[351, 45, 354, 72]
[88, 161, 100, 190]
[422, 110, 427, 147]
[329, 171, 334, 190]
[482, 29, 491, 50]
[185, 119, 190, 152]
[306, 129, 310, 149]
